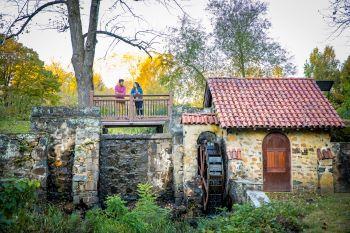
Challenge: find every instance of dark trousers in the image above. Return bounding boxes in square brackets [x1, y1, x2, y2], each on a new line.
[135, 101, 143, 115]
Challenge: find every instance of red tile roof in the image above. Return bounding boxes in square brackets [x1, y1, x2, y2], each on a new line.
[205, 77, 344, 129]
[181, 113, 219, 125]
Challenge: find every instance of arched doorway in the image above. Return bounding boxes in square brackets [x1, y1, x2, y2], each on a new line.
[262, 132, 291, 192]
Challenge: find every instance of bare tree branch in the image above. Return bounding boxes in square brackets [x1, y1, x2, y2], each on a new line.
[5, 0, 66, 40]
[324, 0, 350, 38]
[83, 30, 153, 57]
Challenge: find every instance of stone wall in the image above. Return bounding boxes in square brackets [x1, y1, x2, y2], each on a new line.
[31, 107, 101, 205]
[169, 106, 201, 205]
[182, 125, 333, 203]
[332, 142, 350, 192]
[182, 124, 223, 205]
[0, 134, 49, 197]
[99, 134, 173, 204]
[225, 130, 331, 191]
[318, 159, 334, 194]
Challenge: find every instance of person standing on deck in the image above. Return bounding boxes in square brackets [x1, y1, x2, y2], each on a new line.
[114, 79, 126, 116]
[115, 79, 126, 98]
[131, 82, 144, 116]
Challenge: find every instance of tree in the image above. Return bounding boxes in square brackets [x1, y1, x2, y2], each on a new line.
[46, 61, 112, 105]
[327, 0, 350, 36]
[162, 16, 214, 104]
[337, 56, 350, 118]
[304, 46, 342, 109]
[304, 46, 340, 81]
[207, 0, 296, 77]
[0, 38, 60, 117]
[133, 54, 170, 95]
[1, 0, 182, 106]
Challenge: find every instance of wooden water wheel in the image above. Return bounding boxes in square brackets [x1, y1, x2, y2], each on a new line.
[198, 141, 225, 212]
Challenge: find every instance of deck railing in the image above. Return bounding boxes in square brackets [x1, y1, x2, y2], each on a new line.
[90, 91, 172, 123]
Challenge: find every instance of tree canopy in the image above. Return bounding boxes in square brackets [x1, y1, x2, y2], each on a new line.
[1, 0, 182, 106]
[304, 46, 350, 119]
[46, 61, 112, 106]
[208, 0, 296, 77]
[163, 1, 296, 104]
[0, 38, 60, 118]
[162, 16, 214, 105]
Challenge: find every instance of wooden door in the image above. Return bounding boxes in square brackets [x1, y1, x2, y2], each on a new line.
[263, 133, 291, 192]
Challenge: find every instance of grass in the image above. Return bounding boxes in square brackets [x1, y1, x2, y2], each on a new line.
[108, 127, 157, 134]
[0, 118, 30, 134]
[268, 192, 350, 233]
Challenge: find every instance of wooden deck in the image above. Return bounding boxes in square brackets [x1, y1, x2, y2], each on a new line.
[90, 92, 172, 127]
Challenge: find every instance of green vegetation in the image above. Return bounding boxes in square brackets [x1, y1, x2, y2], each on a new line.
[0, 180, 186, 233]
[108, 127, 157, 135]
[1, 178, 349, 233]
[0, 118, 30, 134]
[268, 192, 350, 233]
[198, 202, 306, 232]
[0, 39, 60, 120]
[304, 47, 350, 119]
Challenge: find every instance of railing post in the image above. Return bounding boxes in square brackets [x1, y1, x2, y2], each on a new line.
[89, 90, 94, 106]
[129, 95, 134, 121]
[168, 92, 173, 118]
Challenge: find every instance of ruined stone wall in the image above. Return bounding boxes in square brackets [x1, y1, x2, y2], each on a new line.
[0, 134, 49, 197]
[332, 142, 350, 192]
[31, 107, 101, 205]
[99, 134, 173, 204]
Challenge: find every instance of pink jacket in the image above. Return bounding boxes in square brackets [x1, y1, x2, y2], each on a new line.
[115, 85, 126, 99]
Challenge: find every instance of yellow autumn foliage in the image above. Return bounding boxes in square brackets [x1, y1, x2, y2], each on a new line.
[46, 61, 113, 105]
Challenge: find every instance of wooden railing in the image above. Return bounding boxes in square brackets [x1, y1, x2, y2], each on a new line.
[90, 91, 172, 123]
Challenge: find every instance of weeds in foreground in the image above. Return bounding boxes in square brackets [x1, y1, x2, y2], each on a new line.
[1, 178, 349, 233]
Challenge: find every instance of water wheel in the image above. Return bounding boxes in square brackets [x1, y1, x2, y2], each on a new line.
[199, 141, 225, 212]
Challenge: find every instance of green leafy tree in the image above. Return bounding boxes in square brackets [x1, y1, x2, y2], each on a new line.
[304, 46, 340, 81]
[46, 61, 113, 106]
[163, 16, 214, 105]
[337, 56, 350, 118]
[304, 46, 342, 109]
[208, 0, 296, 77]
[0, 39, 60, 118]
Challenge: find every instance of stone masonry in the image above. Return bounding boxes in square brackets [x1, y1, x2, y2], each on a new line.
[318, 158, 334, 194]
[72, 127, 100, 205]
[1, 106, 349, 210]
[31, 107, 101, 206]
[225, 130, 332, 191]
[0, 134, 49, 197]
[182, 124, 339, 206]
[99, 134, 173, 204]
[332, 142, 350, 192]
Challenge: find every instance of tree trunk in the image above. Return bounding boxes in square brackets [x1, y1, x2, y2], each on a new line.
[238, 43, 246, 78]
[81, 0, 100, 106]
[66, 0, 86, 106]
[66, 0, 100, 107]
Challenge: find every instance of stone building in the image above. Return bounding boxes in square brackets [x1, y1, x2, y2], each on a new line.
[181, 77, 344, 208]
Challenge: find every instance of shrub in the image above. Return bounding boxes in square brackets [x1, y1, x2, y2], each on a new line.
[86, 183, 175, 233]
[197, 201, 306, 233]
[0, 178, 40, 225]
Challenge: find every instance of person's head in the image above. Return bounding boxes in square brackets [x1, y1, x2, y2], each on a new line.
[133, 82, 140, 89]
[118, 79, 124, 86]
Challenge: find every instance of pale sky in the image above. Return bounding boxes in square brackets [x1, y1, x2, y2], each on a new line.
[2, 0, 349, 88]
